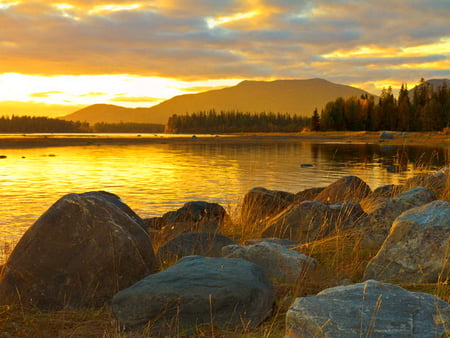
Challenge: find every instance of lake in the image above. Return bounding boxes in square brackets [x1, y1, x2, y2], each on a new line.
[0, 140, 447, 245]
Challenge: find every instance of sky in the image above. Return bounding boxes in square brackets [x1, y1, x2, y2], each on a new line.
[0, 0, 449, 117]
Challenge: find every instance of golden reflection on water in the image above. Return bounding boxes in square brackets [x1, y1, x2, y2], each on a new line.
[0, 142, 447, 246]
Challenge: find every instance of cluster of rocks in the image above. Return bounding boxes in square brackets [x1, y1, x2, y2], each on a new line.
[0, 168, 449, 336]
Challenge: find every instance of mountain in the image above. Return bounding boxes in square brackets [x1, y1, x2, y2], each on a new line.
[408, 79, 449, 96]
[62, 78, 375, 124]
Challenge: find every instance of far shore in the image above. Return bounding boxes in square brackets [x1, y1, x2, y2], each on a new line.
[0, 131, 449, 149]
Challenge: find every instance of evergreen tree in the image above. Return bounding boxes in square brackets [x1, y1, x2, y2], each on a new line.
[397, 83, 411, 131]
[311, 108, 320, 131]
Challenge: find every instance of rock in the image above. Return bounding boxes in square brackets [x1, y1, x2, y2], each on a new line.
[244, 238, 298, 248]
[261, 200, 365, 244]
[360, 184, 403, 214]
[222, 242, 317, 284]
[403, 171, 448, 197]
[156, 232, 236, 266]
[240, 187, 297, 226]
[379, 131, 394, 139]
[295, 187, 325, 202]
[285, 280, 450, 338]
[0, 191, 156, 309]
[363, 200, 450, 283]
[314, 176, 371, 203]
[358, 186, 436, 249]
[112, 256, 274, 334]
[142, 217, 164, 230]
[156, 201, 231, 243]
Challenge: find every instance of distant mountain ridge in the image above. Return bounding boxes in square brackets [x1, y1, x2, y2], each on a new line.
[62, 78, 375, 124]
[408, 79, 449, 96]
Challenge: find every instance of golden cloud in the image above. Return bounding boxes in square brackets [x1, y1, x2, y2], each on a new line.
[28, 91, 64, 98]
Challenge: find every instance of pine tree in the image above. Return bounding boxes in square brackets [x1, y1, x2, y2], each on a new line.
[311, 108, 320, 131]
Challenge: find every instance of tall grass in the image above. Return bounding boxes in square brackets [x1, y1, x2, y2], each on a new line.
[0, 164, 449, 337]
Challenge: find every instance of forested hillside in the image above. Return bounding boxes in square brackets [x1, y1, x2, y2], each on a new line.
[318, 80, 449, 131]
[166, 111, 311, 133]
[0, 116, 90, 133]
[0, 116, 163, 133]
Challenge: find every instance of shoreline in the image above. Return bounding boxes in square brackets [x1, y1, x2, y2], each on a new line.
[0, 131, 449, 148]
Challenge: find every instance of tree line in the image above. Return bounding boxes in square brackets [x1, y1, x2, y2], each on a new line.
[316, 79, 450, 131]
[166, 110, 311, 133]
[0, 116, 164, 133]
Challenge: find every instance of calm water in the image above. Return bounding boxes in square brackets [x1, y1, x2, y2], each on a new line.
[0, 141, 447, 244]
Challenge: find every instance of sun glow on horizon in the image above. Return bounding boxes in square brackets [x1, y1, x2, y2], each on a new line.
[0, 73, 242, 116]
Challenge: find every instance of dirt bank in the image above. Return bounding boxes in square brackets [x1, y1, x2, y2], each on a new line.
[0, 131, 448, 148]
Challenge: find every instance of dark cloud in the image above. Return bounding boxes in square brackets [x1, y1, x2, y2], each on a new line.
[0, 0, 448, 87]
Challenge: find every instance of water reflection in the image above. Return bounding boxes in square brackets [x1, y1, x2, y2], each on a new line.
[0, 142, 447, 243]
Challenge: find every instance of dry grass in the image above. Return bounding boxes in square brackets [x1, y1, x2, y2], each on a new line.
[0, 168, 449, 337]
[1, 225, 446, 337]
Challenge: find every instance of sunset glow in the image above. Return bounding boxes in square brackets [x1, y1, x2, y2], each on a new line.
[88, 3, 142, 15]
[0, 0, 448, 116]
[206, 10, 261, 29]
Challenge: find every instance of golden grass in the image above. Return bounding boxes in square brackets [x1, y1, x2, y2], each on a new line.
[0, 168, 449, 337]
[0, 227, 448, 337]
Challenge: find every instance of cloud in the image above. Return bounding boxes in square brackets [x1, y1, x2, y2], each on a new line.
[28, 91, 64, 98]
[0, 100, 83, 117]
[0, 0, 448, 93]
[78, 92, 107, 97]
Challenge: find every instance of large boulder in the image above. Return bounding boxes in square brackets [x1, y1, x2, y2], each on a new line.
[240, 187, 296, 225]
[154, 201, 231, 243]
[112, 256, 274, 335]
[403, 170, 448, 198]
[358, 186, 436, 249]
[286, 280, 450, 337]
[156, 232, 236, 266]
[261, 200, 365, 244]
[314, 176, 371, 203]
[360, 184, 403, 214]
[222, 242, 317, 285]
[244, 237, 298, 248]
[295, 187, 325, 202]
[363, 200, 450, 283]
[0, 191, 156, 309]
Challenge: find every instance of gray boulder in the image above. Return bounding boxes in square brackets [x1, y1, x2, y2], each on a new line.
[155, 201, 231, 243]
[156, 232, 236, 266]
[358, 186, 436, 249]
[112, 256, 274, 334]
[240, 187, 296, 225]
[244, 238, 298, 248]
[261, 200, 365, 244]
[403, 170, 448, 198]
[222, 242, 317, 284]
[360, 184, 403, 214]
[295, 187, 325, 202]
[0, 191, 156, 309]
[314, 176, 371, 203]
[286, 280, 450, 338]
[363, 200, 450, 283]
